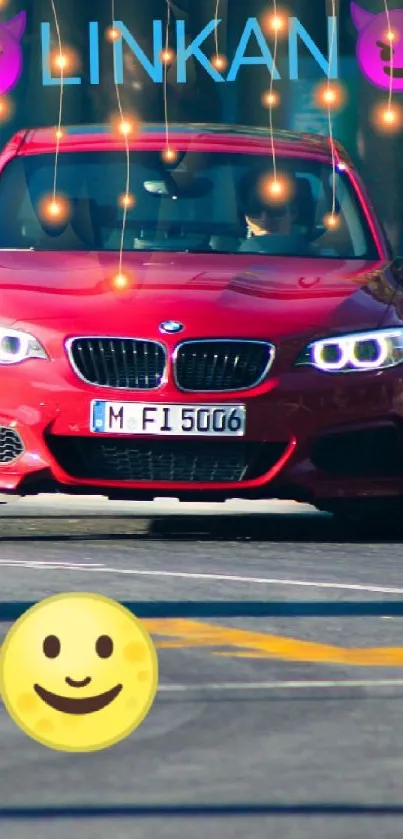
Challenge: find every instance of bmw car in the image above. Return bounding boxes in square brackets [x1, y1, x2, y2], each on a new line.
[0, 121, 402, 525]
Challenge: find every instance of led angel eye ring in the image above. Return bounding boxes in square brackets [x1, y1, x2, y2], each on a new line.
[312, 339, 351, 371]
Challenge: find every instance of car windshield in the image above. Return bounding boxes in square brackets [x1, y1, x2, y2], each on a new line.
[0, 149, 379, 259]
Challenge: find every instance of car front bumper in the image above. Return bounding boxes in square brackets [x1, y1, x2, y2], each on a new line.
[1, 356, 403, 503]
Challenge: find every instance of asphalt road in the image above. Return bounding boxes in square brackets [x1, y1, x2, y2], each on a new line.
[0, 497, 403, 839]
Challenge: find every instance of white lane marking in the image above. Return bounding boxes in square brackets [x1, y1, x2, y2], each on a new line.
[91, 568, 403, 595]
[158, 678, 403, 692]
[2, 560, 403, 595]
[0, 559, 102, 571]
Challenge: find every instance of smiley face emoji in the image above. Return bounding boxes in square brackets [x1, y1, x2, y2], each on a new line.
[0, 593, 158, 752]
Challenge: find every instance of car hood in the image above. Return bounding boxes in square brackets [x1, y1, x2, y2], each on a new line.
[0, 250, 395, 339]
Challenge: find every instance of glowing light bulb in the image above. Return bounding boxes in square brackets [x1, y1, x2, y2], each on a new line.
[160, 48, 175, 63]
[50, 47, 78, 75]
[55, 54, 68, 70]
[0, 96, 12, 121]
[39, 195, 71, 225]
[261, 8, 289, 37]
[269, 180, 283, 197]
[211, 54, 228, 71]
[111, 113, 140, 140]
[54, 128, 64, 140]
[386, 29, 396, 42]
[119, 119, 134, 136]
[119, 193, 135, 209]
[384, 108, 396, 124]
[106, 26, 121, 42]
[371, 101, 403, 133]
[270, 14, 286, 31]
[112, 272, 130, 290]
[162, 146, 178, 163]
[258, 172, 294, 206]
[323, 212, 340, 230]
[324, 88, 336, 104]
[262, 90, 280, 108]
[49, 201, 62, 217]
[314, 81, 345, 110]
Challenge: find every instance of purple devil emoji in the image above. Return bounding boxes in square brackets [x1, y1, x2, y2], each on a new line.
[351, 2, 403, 92]
[0, 11, 26, 95]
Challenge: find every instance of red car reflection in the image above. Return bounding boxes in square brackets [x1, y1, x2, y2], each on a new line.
[0, 122, 401, 525]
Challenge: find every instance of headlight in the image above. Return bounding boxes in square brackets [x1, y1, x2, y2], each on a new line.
[0, 327, 47, 365]
[295, 329, 403, 373]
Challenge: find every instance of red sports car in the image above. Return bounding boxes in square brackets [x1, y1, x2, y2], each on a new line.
[0, 122, 401, 525]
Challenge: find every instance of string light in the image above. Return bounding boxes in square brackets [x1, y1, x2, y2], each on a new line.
[371, 100, 403, 134]
[162, 1, 177, 164]
[324, 0, 338, 222]
[111, 0, 133, 287]
[383, 0, 394, 120]
[214, 0, 220, 63]
[211, 54, 228, 71]
[160, 47, 175, 64]
[370, 3, 403, 132]
[261, 90, 280, 108]
[266, 0, 280, 190]
[161, 146, 178, 163]
[38, 194, 71, 225]
[105, 26, 121, 42]
[49, 46, 79, 76]
[117, 117, 136, 137]
[52, 52, 68, 70]
[209, 0, 229, 72]
[323, 212, 341, 230]
[0, 95, 13, 122]
[111, 113, 140, 140]
[383, 108, 397, 123]
[261, 6, 289, 38]
[314, 80, 345, 111]
[258, 172, 294, 205]
[118, 193, 135, 209]
[47, 0, 70, 221]
[111, 272, 131, 290]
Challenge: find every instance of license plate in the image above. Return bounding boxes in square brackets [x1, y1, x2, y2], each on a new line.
[90, 402, 246, 437]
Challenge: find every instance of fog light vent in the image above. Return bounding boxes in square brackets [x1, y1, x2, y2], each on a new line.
[0, 427, 24, 463]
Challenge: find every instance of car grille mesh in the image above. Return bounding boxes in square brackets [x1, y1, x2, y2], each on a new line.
[0, 427, 24, 463]
[175, 341, 274, 391]
[46, 437, 287, 484]
[68, 338, 274, 392]
[69, 339, 166, 389]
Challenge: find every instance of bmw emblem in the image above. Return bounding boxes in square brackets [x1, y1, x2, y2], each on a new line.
[159, 321, 184, 334]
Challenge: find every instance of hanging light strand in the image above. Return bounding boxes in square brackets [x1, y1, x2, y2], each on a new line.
[326, 0, 338, 217]
[49, 0, 64, 200]
[111, 0, 131, 277]
[268, 0, 279, 183]
[163, 0, 171, 156]
[214, 0, 220, 59]
[383, 0, 394, 117]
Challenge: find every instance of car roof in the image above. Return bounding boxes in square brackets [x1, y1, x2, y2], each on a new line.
[11, 122, 351, 164]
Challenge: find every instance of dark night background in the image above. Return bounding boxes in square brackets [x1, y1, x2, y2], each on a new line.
[0, 0, 402, 251]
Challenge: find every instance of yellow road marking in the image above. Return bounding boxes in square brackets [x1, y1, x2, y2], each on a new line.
[143, 619, 403, 667]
